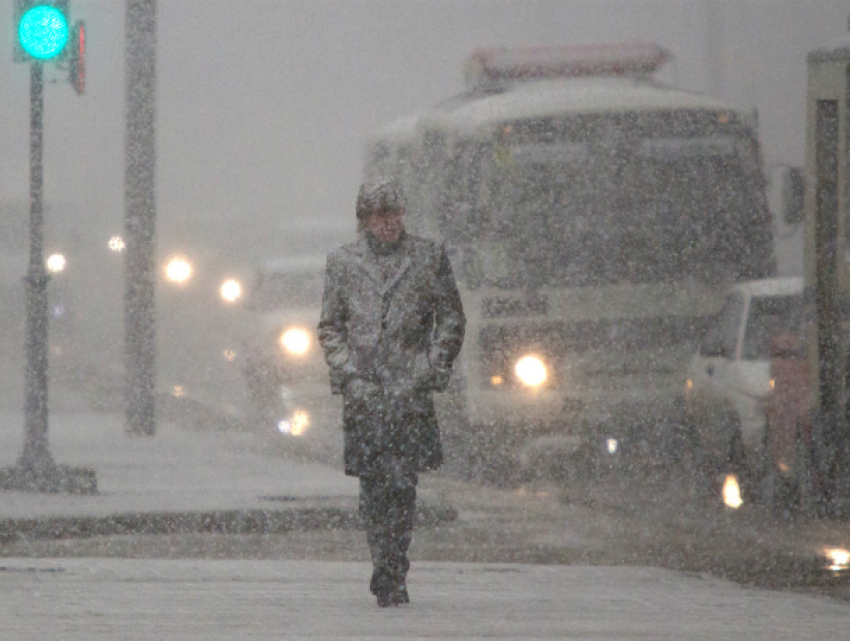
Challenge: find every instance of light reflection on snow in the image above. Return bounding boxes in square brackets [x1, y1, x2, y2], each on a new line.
[722, 474, 743, 509]
[824, 548, 849, 572]
[278, 410, 310, 436]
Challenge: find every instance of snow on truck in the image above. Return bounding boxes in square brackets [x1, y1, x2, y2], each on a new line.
[364, 43, 776, 482]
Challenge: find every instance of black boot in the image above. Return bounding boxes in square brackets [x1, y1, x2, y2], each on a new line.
[374, 572, 396, 608]
[369, 566, 386, 596]
[386, 547, 410, 605]
[390, 582, 409, 604]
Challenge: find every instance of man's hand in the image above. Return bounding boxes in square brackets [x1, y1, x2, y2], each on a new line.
[380, 353, 434, 401]
[346, 377, 382, 401]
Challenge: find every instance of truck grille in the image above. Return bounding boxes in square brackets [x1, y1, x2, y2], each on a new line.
[482, 316, 704, 355]
[480, 316, 706, 388]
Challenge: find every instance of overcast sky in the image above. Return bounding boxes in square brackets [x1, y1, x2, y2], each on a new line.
[1, 0, 848, 267]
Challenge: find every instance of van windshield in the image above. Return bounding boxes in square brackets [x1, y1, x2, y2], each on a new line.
[245, 271, 325, 312]
[741, 295, 802, 360]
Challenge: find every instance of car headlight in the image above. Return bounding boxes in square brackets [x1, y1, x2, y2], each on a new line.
[280, 328, 311, 356]
[514, 355, 547, 387]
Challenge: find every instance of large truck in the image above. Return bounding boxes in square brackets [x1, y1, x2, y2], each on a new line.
[364, 44, 776, 482]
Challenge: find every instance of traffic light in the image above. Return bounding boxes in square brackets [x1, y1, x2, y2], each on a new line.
[68, 20, 84, 94]
[13, 1, 70, 63]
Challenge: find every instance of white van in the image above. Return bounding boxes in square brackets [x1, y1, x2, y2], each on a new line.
[685, 277, 804, 477]
[240, 254, 341, 457]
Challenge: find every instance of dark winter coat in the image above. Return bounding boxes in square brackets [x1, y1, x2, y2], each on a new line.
[318, 232, 465, 477]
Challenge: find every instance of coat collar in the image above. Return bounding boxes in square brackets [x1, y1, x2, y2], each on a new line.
[351, 232, 413, 296]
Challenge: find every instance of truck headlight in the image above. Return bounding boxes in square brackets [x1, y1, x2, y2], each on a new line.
[280, 328, 311, 356]
[515, 355, 547, 387]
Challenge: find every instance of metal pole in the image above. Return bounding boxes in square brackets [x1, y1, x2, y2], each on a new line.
[18, 61, 55, 476]
[703, 0, 724, 99]
[124, 0, 157, 436]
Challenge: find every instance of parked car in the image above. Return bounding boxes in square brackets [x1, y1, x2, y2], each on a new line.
[684, 277, 803, 496]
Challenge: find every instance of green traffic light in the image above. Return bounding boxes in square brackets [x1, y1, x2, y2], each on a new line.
[18, 6, 69, 60]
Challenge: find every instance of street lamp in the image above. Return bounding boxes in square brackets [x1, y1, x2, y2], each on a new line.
[109, 235, 126, 252]
[46, 253, 66, 273]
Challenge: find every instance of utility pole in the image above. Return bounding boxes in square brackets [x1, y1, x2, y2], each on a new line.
[124, 0, 157, 436]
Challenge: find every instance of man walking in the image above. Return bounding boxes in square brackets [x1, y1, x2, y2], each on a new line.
[318, 177, 465, 607]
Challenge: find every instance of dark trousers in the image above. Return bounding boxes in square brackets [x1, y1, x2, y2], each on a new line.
[359, 469, 417, 586]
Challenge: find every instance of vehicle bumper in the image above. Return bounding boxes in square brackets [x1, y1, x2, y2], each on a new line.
[462, 386, 687, 461]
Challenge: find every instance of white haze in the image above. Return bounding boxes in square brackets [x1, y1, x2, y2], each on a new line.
[0, 0, 846, 266]
[0, 0, 846, 396]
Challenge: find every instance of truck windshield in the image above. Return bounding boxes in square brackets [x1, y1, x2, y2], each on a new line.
[471, 138, 768, 289]
[452, 111, 773, 290]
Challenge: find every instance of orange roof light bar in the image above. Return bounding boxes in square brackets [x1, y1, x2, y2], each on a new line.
[465, 42, 672, 89]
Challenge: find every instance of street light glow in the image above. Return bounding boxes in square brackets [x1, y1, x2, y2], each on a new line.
[165, 256, 192, 283]
[46, 253, 66, 273]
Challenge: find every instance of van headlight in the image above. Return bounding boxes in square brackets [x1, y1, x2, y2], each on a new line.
[280, 328, 311, 356]
[220, 279, 242, 302]
[515, 355, 547, 387]
[278, 409, 311, 436]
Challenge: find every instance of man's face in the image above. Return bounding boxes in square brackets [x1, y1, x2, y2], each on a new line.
[364, 207, 405, 242]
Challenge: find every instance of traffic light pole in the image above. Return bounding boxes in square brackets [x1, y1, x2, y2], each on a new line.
[0, 2, 96, 494]
[18, 61, 54, 478]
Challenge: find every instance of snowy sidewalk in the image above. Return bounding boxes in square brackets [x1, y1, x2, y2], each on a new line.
[1, 558, 849, 640]
[0, 411, 360, 519]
